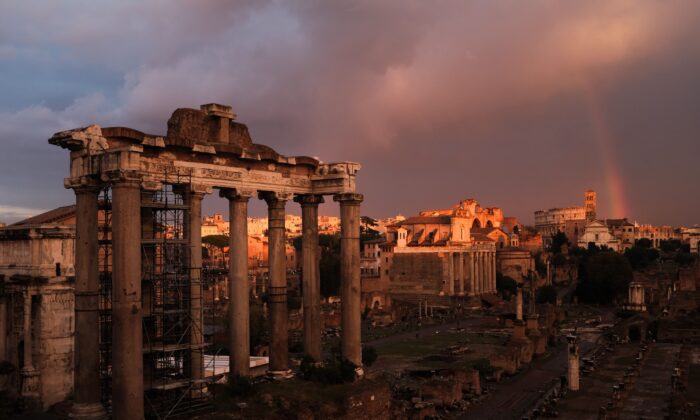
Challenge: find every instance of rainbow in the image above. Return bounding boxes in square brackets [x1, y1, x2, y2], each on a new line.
[582, 85, 629, 219]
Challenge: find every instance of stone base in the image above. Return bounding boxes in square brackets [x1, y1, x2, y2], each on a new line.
[70, 402, 108, 420]
[267, 369, 294, 380]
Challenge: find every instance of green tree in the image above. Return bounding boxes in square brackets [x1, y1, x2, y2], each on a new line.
[203, 234, 229, 249]
[576, 251, 632, 304]
[319, 233, 342, 297]
[537, 285, 557, 304]
[550, 232, 569, 254]
[360, 216, 381, 243]
[624, 244, 659, 271]
[496, 273, 518, 299]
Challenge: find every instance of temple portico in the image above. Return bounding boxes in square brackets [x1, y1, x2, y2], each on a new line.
[50, 103, 363, 419]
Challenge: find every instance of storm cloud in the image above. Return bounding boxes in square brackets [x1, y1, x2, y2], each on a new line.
[1, 0, 699, 225]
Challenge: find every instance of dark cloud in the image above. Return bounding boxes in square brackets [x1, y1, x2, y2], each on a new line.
[1, 0, 699, 225]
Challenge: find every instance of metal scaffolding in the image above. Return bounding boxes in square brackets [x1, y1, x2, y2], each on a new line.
[97, 171, 213, 419]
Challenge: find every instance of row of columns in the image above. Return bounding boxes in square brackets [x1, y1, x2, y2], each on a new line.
[224, 190, 364, 376]
[70, 179, 363, 419]
[447, 250, 496, 296]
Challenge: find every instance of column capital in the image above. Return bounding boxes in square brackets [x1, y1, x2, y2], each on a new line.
[188, 183, 213, 197]
[73, 183, 102, 195]
[100, 169, 141, 186]
[259, 191, 293, 205]
[220, 188, 255, 201]
[333, 193, 363, 204]
[294, 194, 325, 206]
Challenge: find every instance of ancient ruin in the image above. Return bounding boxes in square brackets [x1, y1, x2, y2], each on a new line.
[47, 103, 363, 419]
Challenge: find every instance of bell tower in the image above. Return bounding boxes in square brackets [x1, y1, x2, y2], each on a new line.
[584, 190, 596, 221]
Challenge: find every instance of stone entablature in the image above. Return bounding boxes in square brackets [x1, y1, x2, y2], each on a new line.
[0, 225, 75, 281]
[50, 105, 359, 197]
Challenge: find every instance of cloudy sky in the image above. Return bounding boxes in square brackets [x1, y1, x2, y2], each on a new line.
[1, 1, 699, 225]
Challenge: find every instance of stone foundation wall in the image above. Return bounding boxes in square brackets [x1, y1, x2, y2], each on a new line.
[389, 253, 445, 294]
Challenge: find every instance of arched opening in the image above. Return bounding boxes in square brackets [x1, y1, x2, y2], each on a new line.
[372, 299, 381, 310]
[513, 226, 520, 235]
[486, 220, 493, 228]
[472, 219, 481, 228]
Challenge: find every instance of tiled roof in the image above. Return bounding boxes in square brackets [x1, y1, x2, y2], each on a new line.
[11, 205, 76, 226]
[398, 216, 452, 225]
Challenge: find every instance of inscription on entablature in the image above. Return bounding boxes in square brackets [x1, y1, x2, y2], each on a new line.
[198, 168, 242, 180]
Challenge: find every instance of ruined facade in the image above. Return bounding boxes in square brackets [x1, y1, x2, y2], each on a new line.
[49, 103, 363, 419]
[534, 190, 596, 247]
[0, 210, 77, 410]
[378, 199, 500, 300]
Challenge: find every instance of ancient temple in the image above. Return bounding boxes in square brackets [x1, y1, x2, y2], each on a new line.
[48, 103, 363, 419]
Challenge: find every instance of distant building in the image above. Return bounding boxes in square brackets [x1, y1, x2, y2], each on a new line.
[534, 190, 596, 247]
[606, 218, 636, 251]
[577, 220, 621, 251]
[680, 226, 700, 254]
[635, 223, 679, 248]
[360, 198, 504, 310]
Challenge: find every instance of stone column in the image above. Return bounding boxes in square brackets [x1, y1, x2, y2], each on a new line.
[295, 194, 324, 363]
[492, 251, 497, 293]
[474, 252, 481, 295]
[111, 178, 144, 420]
[71, 185, 107, 419]
[464, 252, 474, 296]
[188, 188, 207, 383]
[0, 294, 6, 361]
[481, 252, 487, 294]
[334, 193, 363, 369]
[567, 335, 580, 391]
[458, 253, 465, 295]
[20, 291, 39, 404]
[222, 189, 254, 377]
[516, 287, 523, 321]
[262, 192, 291, 375]
[447, 253, 455, 296]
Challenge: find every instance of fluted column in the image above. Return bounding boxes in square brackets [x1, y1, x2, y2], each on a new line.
[188, 187, 207, 382]
[222, 189, 254, 377]
[492, 251, 497, 293]
[71, 185, 107, 419]
[480, 252, 486, 295]
[261, 192, 291, 375]
[295, 194, 324, 362]
[111, 178, 144, 420]
[458, 253, 465, 295]
[0, 294, 6, 361]
[334, 193, 363, 369]
[447, 253, 455, 296]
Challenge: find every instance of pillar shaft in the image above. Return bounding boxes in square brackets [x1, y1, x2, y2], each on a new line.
[262, 192, 289, 373]
[189, 191, 205, 381]
[0, 295, 6, 361]
[296, 195, 323, 362]
[458, 253, 465, 295]
[334, 193, 363, 367]
[111, 180, 144, 420]
[223, 190, 252, 377]
[447, 253, 455, 295]
[73, 186, 105, 412]
[22, 292, 32, 369]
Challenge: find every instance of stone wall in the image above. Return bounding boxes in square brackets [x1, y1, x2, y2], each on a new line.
[389, 253, 445, 294]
